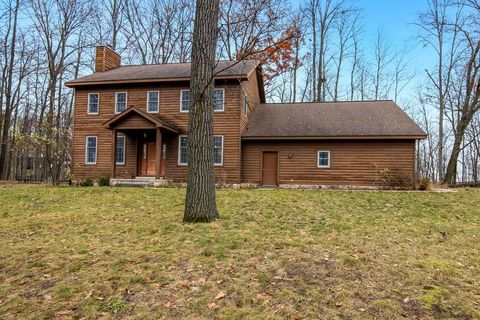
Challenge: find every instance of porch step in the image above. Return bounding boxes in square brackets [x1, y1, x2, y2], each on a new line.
[111, 177, 171, 187]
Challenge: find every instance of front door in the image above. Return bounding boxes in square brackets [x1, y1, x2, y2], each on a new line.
[138, 141, 156, 176]
[262, 151, 278, 186]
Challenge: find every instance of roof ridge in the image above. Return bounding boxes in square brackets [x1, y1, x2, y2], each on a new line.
[108, 59, 257, 69]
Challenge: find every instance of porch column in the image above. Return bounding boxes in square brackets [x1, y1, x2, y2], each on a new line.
[111, 129, 117, 178]
[156, 128, 162, 179]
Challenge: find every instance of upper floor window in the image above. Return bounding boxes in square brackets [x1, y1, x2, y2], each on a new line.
[178, 135, 224, 166]
[317, 151, 330, 168]
[243, 95, 249, 115]
[179, 89, 224, 112]
[116, 136, 125, 165]
[213, 88, 224, 111]
[147, 91, 159, 113]
[85, 136, 97, 164]
[115, 92, 127, 114]
[87, 93, 99, 115]
[180, 90, 190, 112]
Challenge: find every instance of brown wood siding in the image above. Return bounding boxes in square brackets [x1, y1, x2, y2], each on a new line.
[241, 140, 416, 186]
[72, 81, 242, 183]
[240, 70, 261, 134]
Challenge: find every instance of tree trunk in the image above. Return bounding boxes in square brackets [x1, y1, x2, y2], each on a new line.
[183, 0, 220, 223]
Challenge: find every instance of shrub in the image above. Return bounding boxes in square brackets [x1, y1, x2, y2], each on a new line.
[418, 177, 432, 191]
[98, 176, 110, 187]
[79, 177, 94, 187]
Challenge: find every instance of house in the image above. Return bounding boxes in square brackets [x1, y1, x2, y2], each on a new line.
[65, 46, 426, 187]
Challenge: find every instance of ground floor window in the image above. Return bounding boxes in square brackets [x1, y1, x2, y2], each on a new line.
[85, 136, 97, 164]
[317, 151, 330, 168]
[116, 136, 125, 165]
[178, 135, 224, 166]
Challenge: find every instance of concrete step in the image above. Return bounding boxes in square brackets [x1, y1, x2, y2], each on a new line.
[111, 177, 171, 187]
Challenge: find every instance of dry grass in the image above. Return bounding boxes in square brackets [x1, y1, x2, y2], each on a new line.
[0, 185, 479, 319]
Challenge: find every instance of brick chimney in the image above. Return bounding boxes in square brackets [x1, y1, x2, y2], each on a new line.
[95, 45, 121, 72]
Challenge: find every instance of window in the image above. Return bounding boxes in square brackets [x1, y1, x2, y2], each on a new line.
[147, 91, 159, 113]
[116, 136, 125, 165]
[213, 135, 223, 165]
[178, 135, 224, 166]
[180, 90, 190, 112]
[85, 136, 97, 164]
[213, 88, 224, 111]
[317, 151, 330, 168]
[115, 92, 127, 113]
[243, 95, 248, 115]
[178, 135, 188, 165]
[88, 93, 99, 114]
[180, 89, 224, 112]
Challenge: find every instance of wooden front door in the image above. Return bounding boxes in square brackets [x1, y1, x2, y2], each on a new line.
[138, 141, 156, 176]
[262, 151, 278, 186]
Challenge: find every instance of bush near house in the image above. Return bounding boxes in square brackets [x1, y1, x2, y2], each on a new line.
[0, 185, 478, 319]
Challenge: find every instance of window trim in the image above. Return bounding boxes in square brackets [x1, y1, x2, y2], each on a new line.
[243, 94, 249, 116]
[180, 90, 189, 113]
[85, 136, 97, 165]
[213, 88, 225, 112]
[87, 93, 100, 115]
[116, 135, 125, 165]
[146, 90, 160, 113]
[213, 135, 224, 166]
[178, 135, 188, 165]
[114, 92, 127, 114]
[317, 150, 331, 168]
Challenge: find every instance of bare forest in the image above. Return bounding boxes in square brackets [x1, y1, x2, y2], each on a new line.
[0, 0, 478, 185]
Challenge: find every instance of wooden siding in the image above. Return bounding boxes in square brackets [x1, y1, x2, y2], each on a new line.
[241, 140, 416, 186]
[95, 46, 121, 72]
[72, 80, 242, 183]
[240, 69, 261, 134]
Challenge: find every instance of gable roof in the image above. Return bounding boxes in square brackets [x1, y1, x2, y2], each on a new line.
[103, 107, 179, 133]
[242, 101, 427, 139]
[65, 60, 259, 87]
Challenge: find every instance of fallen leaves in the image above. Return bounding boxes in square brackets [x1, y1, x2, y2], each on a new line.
[215, 291, 226, 300]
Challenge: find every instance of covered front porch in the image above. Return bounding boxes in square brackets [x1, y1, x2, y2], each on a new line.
[103, 107, 179, 180]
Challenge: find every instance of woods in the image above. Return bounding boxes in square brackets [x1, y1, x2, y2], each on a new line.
[0, 0, 479, 185]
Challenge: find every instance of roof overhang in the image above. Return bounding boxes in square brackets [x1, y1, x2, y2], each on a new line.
[103, 107, 179, 133]
[241, 135, 427, 140]
[65, 75, 249, 88]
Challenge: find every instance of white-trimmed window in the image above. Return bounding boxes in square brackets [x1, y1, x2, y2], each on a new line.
[180, 90, 190, 112]
[87, 93, 99, 114]
[213, 135, 224, 165]
[179, 89, 224, 112]
[178, 135, 224, 166]
[116, 136, 125, 165]
[213, 88, 224, 111]
[178, 135, 188, 165]
[317, 151, 330, 168]
[243, 95, 248, 115]
[147, 91, 159, 113]
[115, 92, 127, 113]
[85, 136, 97, 164]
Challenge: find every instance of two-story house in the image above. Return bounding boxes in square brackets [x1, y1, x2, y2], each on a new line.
[65, 46, 426, 187]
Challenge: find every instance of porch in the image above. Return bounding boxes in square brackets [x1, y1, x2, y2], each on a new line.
[104, 107, 179, 180]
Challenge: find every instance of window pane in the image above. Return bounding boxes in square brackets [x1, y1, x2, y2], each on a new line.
[318, 152, 329, 167]
[86, 137, 96, 163]
[181, 91, 190, 111]
[213, 89, 224, 111]
[243, 96, 248, 115]
[116, 93, 126, 113]
[116, 136, 125, 164]
[89, 94, 99, 113]
[179, 136, 188, 164]
[213, 136, 223, 165]
[148, 92, 159, 112]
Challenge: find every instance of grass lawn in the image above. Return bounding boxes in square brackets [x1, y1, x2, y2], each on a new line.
[0, 185, 479, 319]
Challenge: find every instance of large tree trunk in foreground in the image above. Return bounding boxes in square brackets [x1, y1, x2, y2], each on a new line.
[183, 0, 220, 223]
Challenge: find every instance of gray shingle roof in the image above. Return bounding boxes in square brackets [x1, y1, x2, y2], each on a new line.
[242, 101, 426, 138]
[66, 60, 259, 86]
